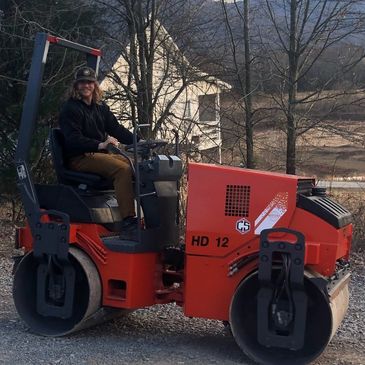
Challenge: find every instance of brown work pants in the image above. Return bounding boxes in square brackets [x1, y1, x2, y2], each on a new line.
[69, 153, 135, 220]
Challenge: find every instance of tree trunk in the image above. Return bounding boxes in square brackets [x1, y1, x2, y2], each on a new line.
[147, 2, 156, 138]
[136, 1, 150, 137]
[243, 0, 254, 168]
[286, 0, 298, 175]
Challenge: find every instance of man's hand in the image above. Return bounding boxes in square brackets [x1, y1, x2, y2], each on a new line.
[98, 136, 119, 150]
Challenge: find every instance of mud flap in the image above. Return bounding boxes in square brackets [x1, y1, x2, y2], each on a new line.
[257, 228, 307, 350]
[33, 210, 75, 319]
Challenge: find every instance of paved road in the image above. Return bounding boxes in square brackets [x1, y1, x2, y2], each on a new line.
[317, 180, 365, 189]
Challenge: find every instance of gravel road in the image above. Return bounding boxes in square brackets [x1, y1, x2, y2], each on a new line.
[0, 252, 364, 365]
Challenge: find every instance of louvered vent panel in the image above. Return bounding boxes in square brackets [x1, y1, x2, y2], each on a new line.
[225, 185, 250, 217]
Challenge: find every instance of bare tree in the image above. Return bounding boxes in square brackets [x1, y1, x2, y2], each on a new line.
[220, 0, 256, 168]
[258, 0, 365, 174]
[97, 0, 228, 164]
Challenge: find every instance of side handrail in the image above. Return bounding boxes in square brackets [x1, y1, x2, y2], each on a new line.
[15, 32, 101, 237]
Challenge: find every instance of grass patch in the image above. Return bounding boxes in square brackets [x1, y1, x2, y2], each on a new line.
[0, 216, 16, 257]
[330, 189, 365, 250]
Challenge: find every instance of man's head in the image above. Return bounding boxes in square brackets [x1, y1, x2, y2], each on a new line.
[71, 66, 102, 104]
[74, 67, 97, 83]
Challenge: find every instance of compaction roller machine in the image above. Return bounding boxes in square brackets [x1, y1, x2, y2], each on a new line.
[13, 33, 352, 365]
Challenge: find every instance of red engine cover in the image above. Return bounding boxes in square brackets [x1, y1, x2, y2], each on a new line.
[183, 162, 351, 320]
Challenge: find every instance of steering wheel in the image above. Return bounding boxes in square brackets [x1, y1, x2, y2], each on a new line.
[125, 139, 168, 155]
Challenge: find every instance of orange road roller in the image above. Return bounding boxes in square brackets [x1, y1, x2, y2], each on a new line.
[13, 33, 352, 365]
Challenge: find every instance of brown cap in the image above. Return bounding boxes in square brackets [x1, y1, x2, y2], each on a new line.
[74, 67, 97, 82]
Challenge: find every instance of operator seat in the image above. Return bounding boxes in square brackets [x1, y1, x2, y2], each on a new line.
[50, 128, 113, 190]
[34, 128, 121, 229]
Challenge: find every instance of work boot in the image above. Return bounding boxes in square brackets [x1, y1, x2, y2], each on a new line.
[119, 216, 138, 240]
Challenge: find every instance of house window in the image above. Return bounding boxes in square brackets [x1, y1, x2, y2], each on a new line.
[184, 100, 191, 119]
[192, 135, 200, 144]
[198, 94, 217, 122]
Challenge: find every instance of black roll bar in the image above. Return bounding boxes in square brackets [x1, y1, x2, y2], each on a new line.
[15, 32, 101, 235]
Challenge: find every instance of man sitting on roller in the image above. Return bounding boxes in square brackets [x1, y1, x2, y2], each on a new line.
[59, 66, 137, 237]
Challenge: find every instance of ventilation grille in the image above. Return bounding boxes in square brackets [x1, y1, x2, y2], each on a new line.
[225, 185, 250, 217]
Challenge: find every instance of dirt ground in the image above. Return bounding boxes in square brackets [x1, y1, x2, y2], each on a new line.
[0, 252, 364, 365]
[230, 121, 365, 178]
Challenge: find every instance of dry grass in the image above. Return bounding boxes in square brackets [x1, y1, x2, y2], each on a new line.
[1, 189, 364, 252]
[0, 205, 16, 256]
[251, 122, 365, 178]
[330, 189, 365, 250]
[221, 88, 365, 177]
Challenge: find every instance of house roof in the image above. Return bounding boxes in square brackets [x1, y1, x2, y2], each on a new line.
[97, 5, 231, 90]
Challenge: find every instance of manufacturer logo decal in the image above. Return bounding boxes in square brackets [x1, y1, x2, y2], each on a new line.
[254, 192, 288, 234]
[236, 218, 251, 234]
[16, 165, 27, 180]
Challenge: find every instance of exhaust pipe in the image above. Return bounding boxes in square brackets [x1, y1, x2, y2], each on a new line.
[13, 247, 125, 336]
[229, 269, 350, 365]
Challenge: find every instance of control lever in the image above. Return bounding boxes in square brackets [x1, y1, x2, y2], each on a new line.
[106, 143, 135, 175]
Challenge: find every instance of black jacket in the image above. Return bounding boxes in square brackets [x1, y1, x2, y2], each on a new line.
[59, 98, 134, 158]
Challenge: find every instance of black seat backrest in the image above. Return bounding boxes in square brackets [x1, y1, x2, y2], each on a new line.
[49, 128, 113, 189]
[50, 128, 67, 182]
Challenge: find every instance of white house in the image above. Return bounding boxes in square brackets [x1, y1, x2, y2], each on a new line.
[100, 21, 231, 160]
